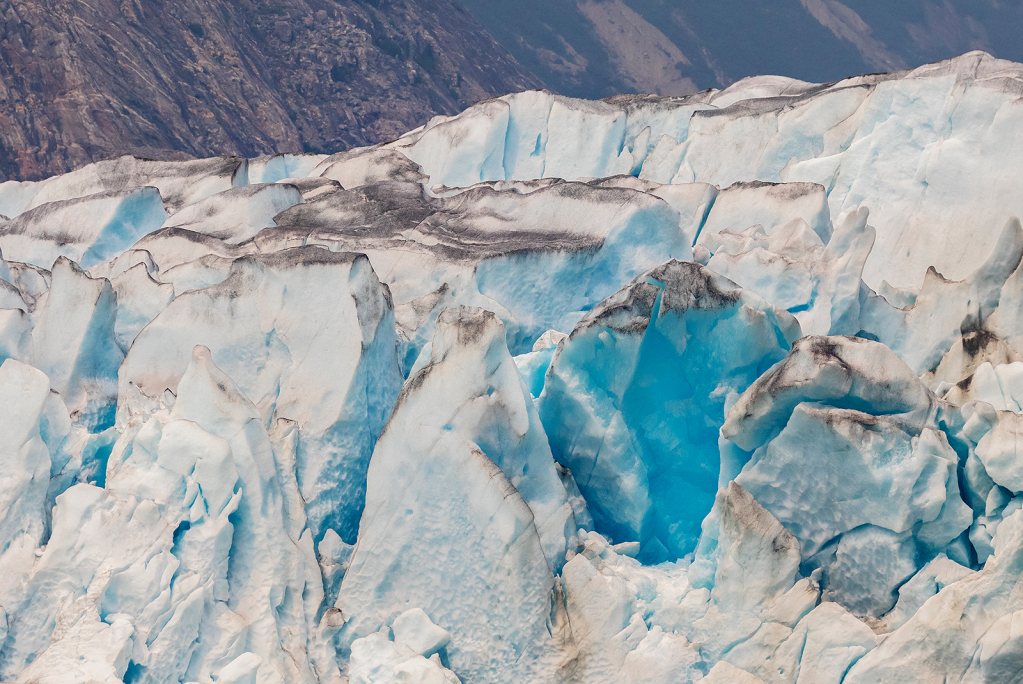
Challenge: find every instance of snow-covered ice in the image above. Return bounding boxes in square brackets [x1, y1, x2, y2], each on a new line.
[2, 51, 1023, 683]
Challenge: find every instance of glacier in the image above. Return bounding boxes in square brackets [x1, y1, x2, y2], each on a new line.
[1, 51, 1023, 683]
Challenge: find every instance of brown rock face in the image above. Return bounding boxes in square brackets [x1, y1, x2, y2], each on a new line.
[0, 0, 543, 181]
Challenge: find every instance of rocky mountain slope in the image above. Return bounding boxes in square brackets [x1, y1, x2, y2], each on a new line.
[461, 0, 1023, 98]
[0, 0, 541, 182]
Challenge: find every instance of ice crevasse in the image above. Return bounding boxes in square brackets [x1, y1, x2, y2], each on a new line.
[3, 51, 1023, 683]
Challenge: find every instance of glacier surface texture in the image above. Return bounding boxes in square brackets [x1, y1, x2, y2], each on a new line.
[3, 51, 1023, 684]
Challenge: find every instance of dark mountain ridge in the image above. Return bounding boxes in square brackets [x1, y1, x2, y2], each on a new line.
[0, 0, 542, 182]
[460, 0, 1023, 99]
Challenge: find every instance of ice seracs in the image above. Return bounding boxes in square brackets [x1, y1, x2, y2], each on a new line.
[721, 336, 972, 618]
[0, 188, 166, 269]
[2, 155, 247, 217]
[539, 260, 799, 563]
[32, 258, 123, 430]
[0, 360, 52, 620]
[261, 178, 694, 355]
[160, 183, 303, 246]
[2, 51, 1023, 684]
[394, 52, 1023, 291]
[119, 247, 402, 545]
[336, 307, 574, 684]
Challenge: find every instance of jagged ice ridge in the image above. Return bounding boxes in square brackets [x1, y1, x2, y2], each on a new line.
[2, 51, 1023, 684]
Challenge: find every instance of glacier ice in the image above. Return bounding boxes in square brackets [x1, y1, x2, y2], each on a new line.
[160, 184, 304, 246]
[0, 188, 167, 270]
[538, 260, 799, 563]
[32, 258, 124, 430]
[4, 155, 247, 217]
[119, 248, 402, 545]
[395, 52, 1023, 291]
[3, 51, 1023, 683]
[0, 359, 52, 612]
[260, 177, 693, 355]
[348, 627, 460, 684]
[335, 307, 571, 683]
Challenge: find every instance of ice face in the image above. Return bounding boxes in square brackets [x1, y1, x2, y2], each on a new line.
[4, 52, 1023, 684]
[0, 359, 52, 614]
[161, 183, 304, 245]
[539, 260, 799, 562]
[120, 248, 402, 545]
[32, 258, 123, 430]
[391, 53, 1023, 292]
[337, 440, 558, 680]
[263, 178, 695, 355]
[247, 153, 327, 185]
[0, 188, 167, 269]
[15, 155, 248, 216]
[722, 336, 972, 618]
[335, 308, 575, 683]
[1, 348, 323, 682]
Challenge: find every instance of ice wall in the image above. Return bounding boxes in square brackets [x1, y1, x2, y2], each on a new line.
[393, 52, 1023, 291]
[539, 261, 799, 563]
[1, 51, 1023, 684]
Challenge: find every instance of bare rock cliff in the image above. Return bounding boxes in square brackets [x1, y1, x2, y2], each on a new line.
[0, 0, 543, 181]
